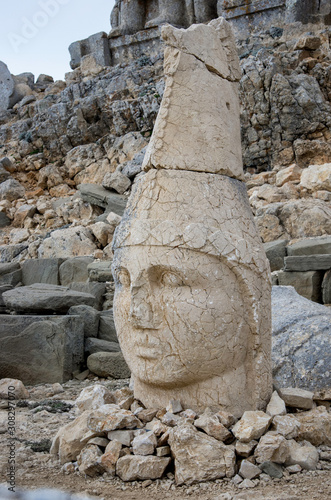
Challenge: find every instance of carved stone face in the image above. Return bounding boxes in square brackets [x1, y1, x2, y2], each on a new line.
[113, 245, 248, 389]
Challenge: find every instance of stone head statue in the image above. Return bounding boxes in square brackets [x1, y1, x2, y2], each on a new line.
[112, 19, 272, 417]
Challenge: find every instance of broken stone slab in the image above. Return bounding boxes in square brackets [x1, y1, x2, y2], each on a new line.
[263, 239, 287, 272]
[103, 170, 131, 194]
[271, 414, 301, 440]
[85, 338, 121, 356]
[0, 266, 21, 286]
[279, 388, 314, 410]
[0, 243, 28, 263]
[260, 461, 283, 479]
[0, 315, 84, 384]
[232, 411, 272, 443]
[235, 440, 258, 458]
[38, 225, 97, 259]
[87, 404, 142, 433]
[87, 261, 113, 282]
[116, 455, 171, 481]
[284, 255, 331, 272]
[287, 236, 331, 256]
[21, 258, 62, 286]
[78, 183, 127, 214]
[0, 211, 11, 228]
[0, 178, 25, 201]
[272, 286, 331, 390]
[194, 411, 232, 442]
[98, 310, 118, 343]
[132, 430, 157, 456]
[108, 430, 134, 447]
[285, 439, 319, 471]
[87, 352, 130, 379]
[77, 444, 104, 477]
[59, 256, 93, 286]
[67, 305, 100, 338]
[277, 270, 323, 302]
[2, 283, 96, 314]
[100, 440, 122, 474]
[68, 282, 106, 310]
[168, 423, 236, 484]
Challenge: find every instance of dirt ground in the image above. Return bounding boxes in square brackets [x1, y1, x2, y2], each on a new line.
[1, 377, 331, 500]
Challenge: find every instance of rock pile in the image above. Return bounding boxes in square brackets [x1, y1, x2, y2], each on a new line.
[51, 384, 331, 486]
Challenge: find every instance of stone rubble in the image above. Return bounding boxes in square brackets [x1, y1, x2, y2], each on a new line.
[48, 382, 331, 486]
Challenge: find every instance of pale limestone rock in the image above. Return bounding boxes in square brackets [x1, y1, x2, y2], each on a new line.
[271, 414, 301, 439]
[108, 430, 134, 447]
[87, 404, 142, 432]
[286, 464, 302, 474]
[161, 412, 182, 427]
[135, 408, 158, 423]
[216, 411, 236, 428]
[194, 411, 232, 442]
[75, 384, 114, 413]
[50, 410, 97, 464]
[168, 423, 236, 484]
[275, 165, 302, 187]
[295, 406, 331, 446]
[239, 459, 261, 480]
[143, 20, 243, 179]
[116, 455, 171, 481]
[235, 440, 258, 458]
[132, 430, 157, 456]
[38, 225, 97, 259]
[113, 387, 134, 410]
[285, 439, 319, 470]
[103, 170, 131, 194]
[279, 388, 314, 410]
[90, 222, 113, 247]
[300, 163, 331, 192]
[232, 411, 272, 443]
[77, 444, 104, 477]
[156, 446, 170, 457]
[266, 391, 286, 417]
[112, 19, 271, 417]
[0, 378, 29, 399]
[106, 211, 122, 230]
[166, 399, 183, 414]
[87, 437, 109, 448]
[237, 478, 256, 489]
[100, 440, 122, 474]
[254, 432, 289, 464]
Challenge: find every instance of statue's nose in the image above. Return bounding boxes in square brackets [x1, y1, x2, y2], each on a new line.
[129, 281, 162, 329]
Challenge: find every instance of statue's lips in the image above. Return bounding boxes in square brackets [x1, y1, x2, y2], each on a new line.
[134, 333, 162, 360]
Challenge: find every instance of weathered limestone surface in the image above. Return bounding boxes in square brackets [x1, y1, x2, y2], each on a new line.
[142, 21, 243, 179]
[0, 315, 84, 384]
[0, 61, 14, 111]
[112, 20, 271, 417]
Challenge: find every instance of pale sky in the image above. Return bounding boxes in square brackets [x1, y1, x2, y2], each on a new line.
[0, 0, 115, 81]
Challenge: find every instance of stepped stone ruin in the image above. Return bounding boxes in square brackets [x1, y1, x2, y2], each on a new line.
[112, 18, 272, 417]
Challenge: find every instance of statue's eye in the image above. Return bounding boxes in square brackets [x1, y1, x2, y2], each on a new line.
[117, 270, 131, 287]
[161, 271, 184, 287]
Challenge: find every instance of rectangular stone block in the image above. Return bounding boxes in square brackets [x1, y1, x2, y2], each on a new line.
[222, 0, 285, 20]
[78, 184, 127, 214]
[322, 269, 331, 305]
[284, 255, 331, 272]
[22, 258, 62, 285]
[277, 270, 323, 302]
[0, 315, 84, 384]
[287, 236, 331, 256]
[264, 239, 287, 272]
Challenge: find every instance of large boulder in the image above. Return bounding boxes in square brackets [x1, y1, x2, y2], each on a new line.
[0, 315, 84, 384]
[87, 352, 130, 379]
[38, 225, 97, 259]
[2, 283, 96, 313]
[272, 286, 331, 390]
[22, 258, 61, 285]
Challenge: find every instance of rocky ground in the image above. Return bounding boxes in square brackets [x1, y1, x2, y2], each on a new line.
[0, 377, 331, 500]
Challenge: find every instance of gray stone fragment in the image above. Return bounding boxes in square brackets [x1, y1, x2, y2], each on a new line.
[0, 285, 12, 312]
[0, 61, 14, 111]
[59, 256, 93, 286]
[260, 461, 283, 478]
[69, 282, 106, 310]
[103, 170, 131, 194]
[0, 268, 22, 286]
[322, 269, 331, 304]
[87, 352, 130, 379]
[0, 315, 84, 384]
[85, 338, 121, 355]
[239, 459, 261, 480]
[88, 261, 113, 282]
[287, 236, 331, 256]
[67, 305, 100, 338]
[0, 244, 28, 263]
[264, 239, 287, 272]
[0, 211, 11, 227]
[122, 147, 147, 179]
[0, 178, 25, 201]
[272, 286, 331, 390]
[78, 183, 127, 214]
[277, 270, 323, 302]
[279, 387, 314, 410]
[22, 258, 61, 286]
[0, 164, 10, 182]
[284, 255, 331, 272]
[98, 310, 118, 343]
[2, 283, 96, 313]
[0, 262, 20, 276]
